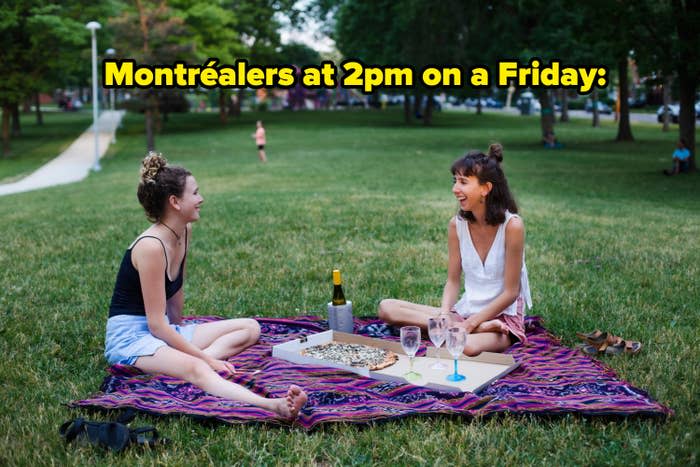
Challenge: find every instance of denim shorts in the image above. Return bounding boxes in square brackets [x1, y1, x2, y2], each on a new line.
[104, 314, 197, 365]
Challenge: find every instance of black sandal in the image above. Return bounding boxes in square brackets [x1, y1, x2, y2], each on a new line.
[59, 411, 169, 452]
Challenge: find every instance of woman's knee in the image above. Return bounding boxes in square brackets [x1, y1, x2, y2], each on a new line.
[463, 344, 481, 357]
[378, 299, 398, 323]
[244, 318, 261, 343]
[185, 358, 215, 385]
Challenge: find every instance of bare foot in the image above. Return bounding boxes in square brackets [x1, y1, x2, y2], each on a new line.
[273, 385, 308, 420]
[474, 319, 509, 334]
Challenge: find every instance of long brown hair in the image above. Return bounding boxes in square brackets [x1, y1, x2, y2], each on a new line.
[450, 143, 518, 225]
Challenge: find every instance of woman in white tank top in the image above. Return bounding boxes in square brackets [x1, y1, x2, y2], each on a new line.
[378, 143, 531, 356]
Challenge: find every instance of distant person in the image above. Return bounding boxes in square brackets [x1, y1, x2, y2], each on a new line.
[542, 130, 562, 149]
[378, 144, 532, 356]
[104, 152, 306, 419]
[663, 139, 691, 175]
[252, 120, 267, 163]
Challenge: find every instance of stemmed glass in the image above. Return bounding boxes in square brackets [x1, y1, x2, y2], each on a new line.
[446, 327, 467, 382]
[427, 316, 448, 370]
[400, 326, 422, 382]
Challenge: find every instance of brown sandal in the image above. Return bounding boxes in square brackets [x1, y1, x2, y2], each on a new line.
[576, 330, 608, 346]
[624, 340, 642, 355]
[597, 334, 623, 353]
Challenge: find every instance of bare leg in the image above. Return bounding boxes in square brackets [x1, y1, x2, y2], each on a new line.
[258, 149, 267, 163]
[135, 346, 307, 420]
[191, 318, 261, 360]
[378, 299, 442, 330]
[463, 332, 512, 356]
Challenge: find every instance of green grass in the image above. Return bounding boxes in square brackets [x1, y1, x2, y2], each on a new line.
[0, 110, 94, 183]
[0, 109, 698, 465]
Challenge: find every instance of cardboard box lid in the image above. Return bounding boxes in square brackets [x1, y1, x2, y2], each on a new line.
[272, 330, 519, 393]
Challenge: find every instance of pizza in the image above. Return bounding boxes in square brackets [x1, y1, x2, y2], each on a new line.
[301, 342, 398, 370]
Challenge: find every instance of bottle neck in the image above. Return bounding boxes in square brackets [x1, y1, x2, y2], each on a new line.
[332, 270, 341, 285]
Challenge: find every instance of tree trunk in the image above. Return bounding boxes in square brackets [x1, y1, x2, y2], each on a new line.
[672, 0, 698, 171]
[591, 88, 600, 127]
[227, 90, 238, 117]
[413, 91, 422, 119]
[662, 75, 672, 132]
[145, 92, 156, 152]
[616, 57, 634, 141]
[677, 65, 697, 171]
[423, 94, 433, 126]
[2, 105, 11, 156]
[218, 90, 228, 124]
[11, 103, 20, 137]
[35, 93, 43, 126]
[154, 103, 162, 134]
[539, 90, 555, 139]
[559, 89, 569, 122]
[145, 108, 154, 151]
[403, 93, 411, 123]
[235, 89, 244, 117]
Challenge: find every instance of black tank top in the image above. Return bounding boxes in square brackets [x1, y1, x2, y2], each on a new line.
[108, 232, 187, 317]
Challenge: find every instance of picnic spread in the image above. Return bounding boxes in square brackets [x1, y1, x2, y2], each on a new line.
[70, 315, 672, 430]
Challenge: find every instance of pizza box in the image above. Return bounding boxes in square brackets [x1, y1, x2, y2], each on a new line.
[272, 330, 519, 393]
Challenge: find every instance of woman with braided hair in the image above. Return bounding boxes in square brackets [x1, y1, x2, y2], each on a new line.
[104, 152, 307, 420]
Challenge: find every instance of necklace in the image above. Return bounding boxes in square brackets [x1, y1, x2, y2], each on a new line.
[160, 222, 182, 245]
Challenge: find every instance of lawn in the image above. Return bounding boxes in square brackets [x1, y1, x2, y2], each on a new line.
[0, 110, 94, 183]
[0, 109, 697, 465]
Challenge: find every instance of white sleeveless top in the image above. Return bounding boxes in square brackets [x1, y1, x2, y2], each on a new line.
[453, 211, 532, 317]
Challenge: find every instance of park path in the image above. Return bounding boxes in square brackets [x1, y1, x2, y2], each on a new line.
[0, 110, 125, 197]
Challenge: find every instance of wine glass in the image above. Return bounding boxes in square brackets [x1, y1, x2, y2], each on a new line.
[400, 326, 422, 382]
[445, 327, 467, 382]
[427, 316, 448, 370]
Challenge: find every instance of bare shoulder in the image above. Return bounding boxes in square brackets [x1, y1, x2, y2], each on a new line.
[506, 215, 524, 232]
[448, 216, 458, 230]
[505, 215, 525, 243]
[131, 237, 166, 268]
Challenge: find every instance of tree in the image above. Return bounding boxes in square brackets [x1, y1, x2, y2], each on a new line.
[671, 0, 699, 170]
[171, 0, 241, 123]
[223, 0, 299, 117]
[109, 0, 196, 151]
[334, 0, 471, 125]
[278, 42, 322, 66]
[627, 0, 699, 169]
[0, 0, 111, 156]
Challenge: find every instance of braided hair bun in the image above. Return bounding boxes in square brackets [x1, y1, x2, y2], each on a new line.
[136, 152, 191, 222]
[140, 151, 168, 185]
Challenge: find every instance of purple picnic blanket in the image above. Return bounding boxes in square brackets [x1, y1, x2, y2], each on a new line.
[70, 316, 672, 430]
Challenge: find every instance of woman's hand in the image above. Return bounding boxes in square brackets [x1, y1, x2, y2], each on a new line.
[206, 358, 236, 375]
[461, 316, 480, 334]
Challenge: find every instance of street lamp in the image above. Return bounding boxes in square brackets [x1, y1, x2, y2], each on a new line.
[86, 21, 101, 172]
[105, 48, 116, 111]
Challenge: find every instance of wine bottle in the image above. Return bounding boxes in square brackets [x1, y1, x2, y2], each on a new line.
[332, 269, 347, 306]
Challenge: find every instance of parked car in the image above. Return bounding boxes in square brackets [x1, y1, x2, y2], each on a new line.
[407, 95, 442, 112]
[515, 92, 541, 115]
[585, 101, 612, 114]
[628, 95, 647, 108]
[657, 104, 680, 123]
[464, 97, 487, 108]
[485, 97, 504, 108]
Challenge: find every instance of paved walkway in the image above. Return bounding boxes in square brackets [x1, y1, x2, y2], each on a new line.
[0, 110, 126, 196]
